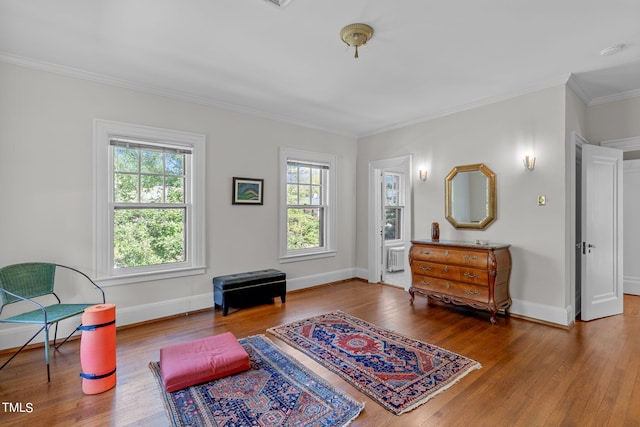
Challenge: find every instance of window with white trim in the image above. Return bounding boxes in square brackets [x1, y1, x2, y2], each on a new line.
[384, 172, 404, 242]
[94, 119, 206, 285]
[279, 148, 336, 261]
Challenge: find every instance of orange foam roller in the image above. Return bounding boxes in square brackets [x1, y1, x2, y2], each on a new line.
[80, 303, 116, 395]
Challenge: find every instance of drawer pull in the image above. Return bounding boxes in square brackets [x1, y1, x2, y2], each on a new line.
[445, 282, 450, 289]
[445, 250, 449, 256]
[444, 266, 449, 273]
[464, 255, 479, 261]
[419, 250, 431, 255]
[419, 266, 432, 271]
[464, 272, 480, 279]
[465, 289, 481, 295]
[420, 280, 432, 286]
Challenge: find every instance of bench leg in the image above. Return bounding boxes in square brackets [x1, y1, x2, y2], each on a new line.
[223, 304, 229, 316]
[280, 294, 286, 303]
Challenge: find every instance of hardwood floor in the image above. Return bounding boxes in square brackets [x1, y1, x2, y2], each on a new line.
[1, 279, 639, 426]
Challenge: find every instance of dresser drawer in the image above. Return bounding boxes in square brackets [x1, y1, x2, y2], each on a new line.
[413, 276, 489, 303]
[412, 261, 488, 285]
[410, 246, 488, 268]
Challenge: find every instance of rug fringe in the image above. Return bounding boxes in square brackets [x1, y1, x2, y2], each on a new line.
[395, 362, 482, 415]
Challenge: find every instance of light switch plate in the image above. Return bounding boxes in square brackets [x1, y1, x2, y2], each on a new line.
[538, 195, 546, 206]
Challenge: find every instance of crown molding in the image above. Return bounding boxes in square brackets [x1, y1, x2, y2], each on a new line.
[0, 53, 356, 138]
[588, 88, 640, 106]
[4, 52, 638, 140]
[600, 135, 640, 151]
[362, 73, 573, 138]
[566, 74, 591, 106]
[566, 72, 640, 107]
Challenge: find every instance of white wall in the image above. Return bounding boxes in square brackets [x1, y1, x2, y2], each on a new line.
[357, 86, 571, 324]
[0, 61, 357, 349]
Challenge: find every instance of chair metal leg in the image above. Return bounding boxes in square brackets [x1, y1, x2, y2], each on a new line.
[44, 325, 51, 382]
[53, 321, 59, 347]
[0, 326, 46, 372]
[54, 323, 81, 350]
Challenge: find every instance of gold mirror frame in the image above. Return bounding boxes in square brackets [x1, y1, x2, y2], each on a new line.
[445, 163, 496, 230]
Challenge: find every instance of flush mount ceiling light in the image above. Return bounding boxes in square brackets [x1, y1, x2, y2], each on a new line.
[600, 44, 625, 56]
[340, 23, 373, 58]
[264, 0, 293, 8]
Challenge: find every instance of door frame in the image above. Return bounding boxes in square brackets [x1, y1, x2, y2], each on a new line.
[570, 131, 586, 322]
[368, 155, 413, 286]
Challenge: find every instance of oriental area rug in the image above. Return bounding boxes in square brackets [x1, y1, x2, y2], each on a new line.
[268, 311, 481, 415]
[149, 334, 364, 427]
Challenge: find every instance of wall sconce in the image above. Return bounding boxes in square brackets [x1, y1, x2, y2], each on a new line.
[523, 155, 536, 171]
[419, 169, 428, 181]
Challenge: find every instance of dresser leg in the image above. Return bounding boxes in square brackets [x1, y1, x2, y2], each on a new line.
[409, 288, 415, 304]
[490, 311, 497, 325]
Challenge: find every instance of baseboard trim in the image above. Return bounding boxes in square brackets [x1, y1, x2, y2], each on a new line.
[624, 276, 640, 296]
[509, 298, 571, 327]
[0, 268, 358, 351]
[0, 270, 573, 351]
[286, 268, 357, 291]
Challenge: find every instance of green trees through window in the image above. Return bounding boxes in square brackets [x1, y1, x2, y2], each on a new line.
[286, 162, 325, 251]
[112, 145, 187, 268]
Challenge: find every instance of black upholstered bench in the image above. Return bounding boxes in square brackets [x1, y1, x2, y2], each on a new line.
[212, 269, 286, 316]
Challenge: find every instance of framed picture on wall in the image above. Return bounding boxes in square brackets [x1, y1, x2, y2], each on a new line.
[232, 177, 264, 205]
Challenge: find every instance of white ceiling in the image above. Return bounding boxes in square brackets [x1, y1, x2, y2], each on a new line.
[1, 0, 639, 137]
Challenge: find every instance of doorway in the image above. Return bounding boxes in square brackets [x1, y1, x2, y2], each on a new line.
[368, 155, 412, 289]
[601, 136, 640, 296]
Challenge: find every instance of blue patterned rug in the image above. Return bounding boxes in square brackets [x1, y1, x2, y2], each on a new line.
[149, 334, 364, 427]
[268, 311, 481, 415]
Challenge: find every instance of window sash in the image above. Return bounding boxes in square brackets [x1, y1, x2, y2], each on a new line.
[110, 138, 193, 154]
[384, 207, 403, 241]
[286, 161, 327, 253]
[112, 206, 187, 269]
[280, 148, 336, 261]
[109, 141, 193, 272]
[112, 153, 190, 204]
[286, 206, 325, 251]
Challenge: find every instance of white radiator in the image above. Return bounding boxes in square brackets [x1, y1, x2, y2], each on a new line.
[387, 247, 405, 272]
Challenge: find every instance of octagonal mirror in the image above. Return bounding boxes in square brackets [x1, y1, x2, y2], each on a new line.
[445, 163, 496, 229]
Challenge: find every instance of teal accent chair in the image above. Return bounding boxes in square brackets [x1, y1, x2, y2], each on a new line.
[0, 263, 105, 382]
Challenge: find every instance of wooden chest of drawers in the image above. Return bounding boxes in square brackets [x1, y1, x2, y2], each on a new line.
[409, 239, 512, 324]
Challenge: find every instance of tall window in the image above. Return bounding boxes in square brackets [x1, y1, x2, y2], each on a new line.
[95, 120, 206, 285]
[384, 172, 404, 242]
[111, 140, 189, 268]
[279, 148, 336, 261]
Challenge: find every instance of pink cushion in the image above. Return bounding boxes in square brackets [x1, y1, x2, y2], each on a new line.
[160, 332, 250, 392]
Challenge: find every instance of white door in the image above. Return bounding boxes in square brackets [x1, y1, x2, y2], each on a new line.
[580, 143, 623, 321]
